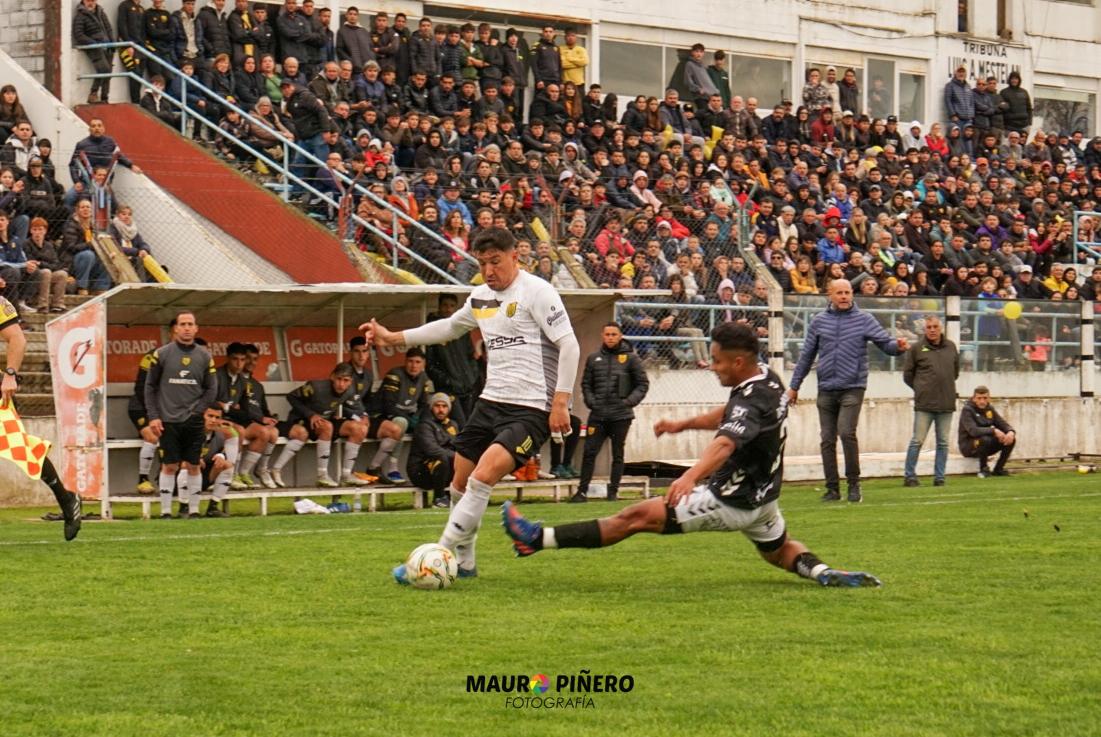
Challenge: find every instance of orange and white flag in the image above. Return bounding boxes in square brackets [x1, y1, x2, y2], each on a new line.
[0, 401, 51, 480]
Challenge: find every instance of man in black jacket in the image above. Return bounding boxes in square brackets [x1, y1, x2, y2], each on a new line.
[902, 316, 959, 487]
[425, 293, 481, 423]
[571, 323, 649, 503]
[73, 0, 115, 104]
[116, 0, 146, 102]
[280, 79, 331, 197]
[409, 393, 461, 508]
[197, 0, 231, 68]
[958, 385, 1016, 477]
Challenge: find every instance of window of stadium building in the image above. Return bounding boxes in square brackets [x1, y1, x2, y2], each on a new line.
[1034, 86, 1096, 137]
[803, 58, 921, 121]
[899, 72, 926, 123]
[601, 40, 792, 110]
[600, 40, 664, 99]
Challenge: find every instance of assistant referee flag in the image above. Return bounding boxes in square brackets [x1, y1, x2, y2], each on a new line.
[0, 401, 51, 480]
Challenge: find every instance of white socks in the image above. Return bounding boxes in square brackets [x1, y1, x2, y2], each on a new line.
[316, 440, 331, 476]
[212, 468, 232, 501]
[139, 441, 157, 475]
[239, 450, 261, 477]
[256, 442, 275, 472]
[542, 528, 558, 549]
[159, 470, 175, 516]
[371, 437, 398, 468]
[186, 472, 202, 515]
[223, 435, 240, 466]
[272, 438, 304, 471]
[440, 477, 493, 571]
[342, 441, 361, 477]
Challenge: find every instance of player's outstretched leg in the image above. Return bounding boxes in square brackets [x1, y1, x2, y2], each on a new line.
[41, 457, 81, 541]
[502, 497, 669, 556]
[758, 535, 881, 588]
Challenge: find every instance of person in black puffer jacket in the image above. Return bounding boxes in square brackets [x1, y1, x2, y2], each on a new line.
[73, 0, 116, 104]
[999, 71, 1032, 135]
[571, 323, 649, 503]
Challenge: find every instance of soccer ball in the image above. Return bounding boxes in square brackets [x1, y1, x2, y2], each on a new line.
[405, 543, 458, 590]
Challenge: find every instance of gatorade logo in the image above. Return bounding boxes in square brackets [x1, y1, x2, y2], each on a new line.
[57, 326, 100, 390]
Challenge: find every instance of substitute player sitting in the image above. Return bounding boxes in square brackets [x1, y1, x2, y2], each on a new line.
[268, 362, 369, 489]
[503, 323, 882, 588]
[366, 347, 434, 485]
[196, 404, 234, 517]
[363, 227, 579, 580]
[216, 342, 277, 488]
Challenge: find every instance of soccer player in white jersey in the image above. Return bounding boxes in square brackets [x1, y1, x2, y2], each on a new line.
[361, 227, 579, 580]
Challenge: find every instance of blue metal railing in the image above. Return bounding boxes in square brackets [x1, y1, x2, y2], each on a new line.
[75, 42, 476, 284]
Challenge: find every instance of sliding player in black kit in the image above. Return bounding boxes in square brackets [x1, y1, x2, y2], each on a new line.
[503, 323, 882, 588]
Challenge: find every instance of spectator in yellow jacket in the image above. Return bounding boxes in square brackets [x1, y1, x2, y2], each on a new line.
[559, 28, 588, 87]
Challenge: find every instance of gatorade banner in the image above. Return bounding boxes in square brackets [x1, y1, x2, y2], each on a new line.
[285, 327, 407, 381]
[47, 302, 107, 500]
[106, 325, 162, 382]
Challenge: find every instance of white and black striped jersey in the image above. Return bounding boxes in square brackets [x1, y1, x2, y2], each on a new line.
[709, 366, 788, 509]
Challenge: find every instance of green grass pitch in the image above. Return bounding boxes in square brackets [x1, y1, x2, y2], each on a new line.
[1, 472, 1098, 737]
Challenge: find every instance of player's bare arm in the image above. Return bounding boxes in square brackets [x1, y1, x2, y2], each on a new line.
[654, 405, 725, 437]
[666, 435, 737, 506]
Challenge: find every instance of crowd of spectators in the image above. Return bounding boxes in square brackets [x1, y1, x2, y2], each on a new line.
[0, 76, 153, 314]
[62, 1, 1101, 359]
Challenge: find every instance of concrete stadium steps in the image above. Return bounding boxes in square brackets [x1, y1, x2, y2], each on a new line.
[73, 103, 393, 285]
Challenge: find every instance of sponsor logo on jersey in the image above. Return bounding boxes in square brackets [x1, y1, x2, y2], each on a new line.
[485, 335, 527, 350]
[178, 369, 190, 378]
[506, 301, 518, 318]
[546, 304, 566, 326]
[472, 297, 502, 319]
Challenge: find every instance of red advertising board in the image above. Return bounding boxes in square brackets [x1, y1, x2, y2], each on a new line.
[47, 301, 106, 500]
[106, 325, 162, 382]
[106, 326, 280, 382]
[285, 327, 407, 381]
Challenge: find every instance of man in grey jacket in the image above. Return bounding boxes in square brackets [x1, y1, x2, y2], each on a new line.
[684, 43, 718, 110]
[144, 311, 219, 518]
[902, 316, 959, 487]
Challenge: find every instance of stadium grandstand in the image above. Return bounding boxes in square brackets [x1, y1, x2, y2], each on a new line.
[0, 0, 1099, 511]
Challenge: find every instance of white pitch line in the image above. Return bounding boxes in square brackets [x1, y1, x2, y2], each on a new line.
[3, 489, 1099, 547]
[0, 522, 444, 547]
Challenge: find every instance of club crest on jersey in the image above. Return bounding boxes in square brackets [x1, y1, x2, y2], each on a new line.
[181, 356, 191, 366]
[408, 387, 417, 395]
[471, 297, 501, 319]
[506, 301, 518, 318]
[617, 354, 627, 364]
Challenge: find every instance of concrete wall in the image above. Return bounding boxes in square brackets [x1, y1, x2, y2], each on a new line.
[0, 0, 47, 83]
[624, 370, 1100, 463]
[37, 0, 1101, 133]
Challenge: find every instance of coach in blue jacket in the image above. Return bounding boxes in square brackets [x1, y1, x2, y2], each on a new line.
[787, 279, 908, 503]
